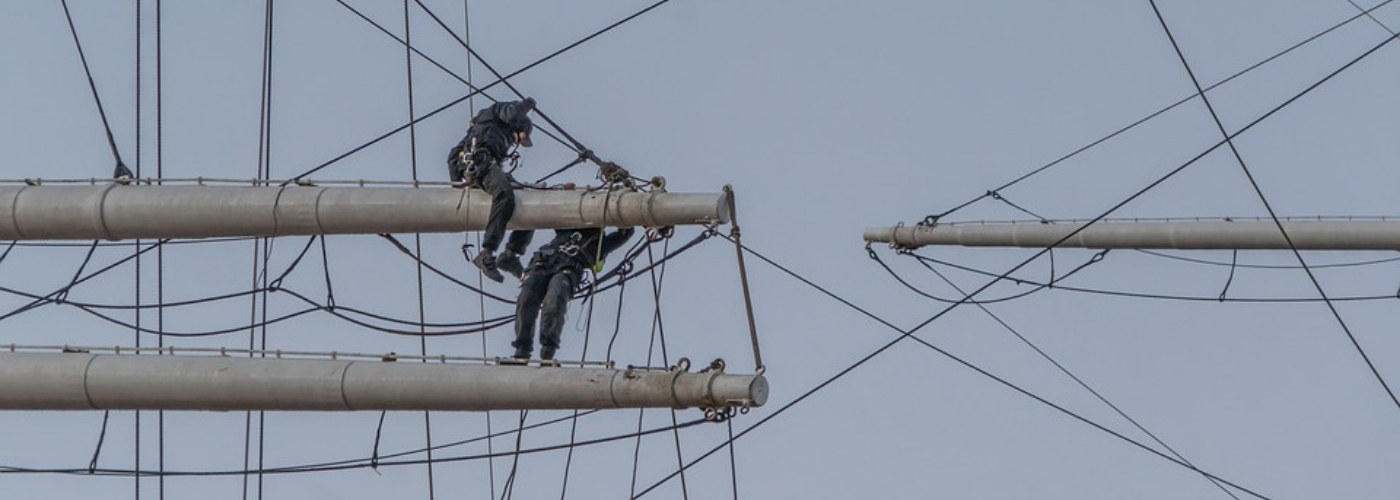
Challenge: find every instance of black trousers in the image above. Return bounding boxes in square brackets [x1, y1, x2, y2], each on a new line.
[512, 263, 580, 354]
[469, 157, 533, 254]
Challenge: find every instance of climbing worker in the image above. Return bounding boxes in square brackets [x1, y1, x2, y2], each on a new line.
[447, 98, 537, 282]
[506, 226, 636, 365]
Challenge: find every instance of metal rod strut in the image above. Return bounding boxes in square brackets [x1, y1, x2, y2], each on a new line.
[865, 220, 1400, 251]
[0, 186, 729, 241]
[0, 352, 767, 412]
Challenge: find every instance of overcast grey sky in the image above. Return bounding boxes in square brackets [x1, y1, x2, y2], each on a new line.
[3, 0, 1400, 498]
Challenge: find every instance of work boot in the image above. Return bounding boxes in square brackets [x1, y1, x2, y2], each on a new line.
[497, 251, 525, 279]
[539, 348, 558, 368]
[500, 348, 531, 366]
[472, 250, 504, 283]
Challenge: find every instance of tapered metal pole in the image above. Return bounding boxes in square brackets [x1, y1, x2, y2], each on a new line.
[0, 186, 728, 241]
[865, 220, 1400, 250]
[0, 352, 767, 412]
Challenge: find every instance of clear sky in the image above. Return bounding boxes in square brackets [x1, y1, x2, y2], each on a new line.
[3, 0, 1400, 498]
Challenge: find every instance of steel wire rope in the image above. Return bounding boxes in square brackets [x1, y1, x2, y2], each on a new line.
[898, 21, 1400, 340]
[649, 238, 693, 499]
[88, 410, 112, 474]
[499, 410, 529, 500]
[879, 247, 1240, 499]
[408, 0, 595, 174]
[409, 0, 590, 155]
[381, 234, 517, 304]
[0, 280, 512, 329]
[155, 0, 165, 493]
[54, 241, 100, 305]
[634, 30, 1400, 489]
[401, 3, 439, 492]
[381, 228, 712, 308]
[1349, 0, 1399, 35]
[1148, 0, 1400, 412]
[628, 234, 688, 498]
[0, 418, 707, 477]
[557, 249, 608, 499]
[925, 0, 1397, 222]
[328, 0, 575, 153]
[58, 0, 131, 177]
[460, 4, 500, 489]
[2, 237, 262, 248]
[635, 35, 1400, 484]
[244, 3, 276, 495]
[904, 251, 1400, 304]
[0, 406, 602, 476]
[287, 0, 680, 182]
[557, 208, 631, 498]
[133, 2, 144, 494]
[1134, 249, 1400, 269]
[345, 410, 606, 472]
[725, 416, 738, 500]
[869, 246, 1107, 305]
[632, 238, 1272, 500]
[0, 240, 169, 324]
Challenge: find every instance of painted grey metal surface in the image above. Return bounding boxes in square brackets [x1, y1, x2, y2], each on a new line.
[0, 185, 729, 241]
[0, 350, 767, 408]
[865, 220, 1400, 250]
[0, 352, 766, 412]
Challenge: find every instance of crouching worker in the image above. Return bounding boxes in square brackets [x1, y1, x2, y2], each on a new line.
[447, 98, 537, 282]
[506, 226, 636, 366]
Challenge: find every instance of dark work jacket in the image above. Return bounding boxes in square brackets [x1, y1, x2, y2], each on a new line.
[533, 227, 636, 271]
[447, 101, 533, 167]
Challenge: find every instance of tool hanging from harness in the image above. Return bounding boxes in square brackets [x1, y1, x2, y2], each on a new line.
[524, 231, 611, 284]
[452, 137, 523, 188]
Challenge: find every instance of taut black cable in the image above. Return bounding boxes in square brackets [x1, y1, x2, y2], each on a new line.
[634, 239, 1272, 500]
[1135, 249, 1400, 270]
[328, 0, 574, 152]
[59, 0, 131, 178]
[289, 0, 677, 182]
[1148, 0, 1400, 413]
[1348, 0, 1399, 35]
[2, 417, 705, 477]
[927, 0, 1396, 221]
[896, 248, 1240, 499]
[906, 251, 1400, 304]
[640, 25, 1400, 492]
[401, 2, 438, 495]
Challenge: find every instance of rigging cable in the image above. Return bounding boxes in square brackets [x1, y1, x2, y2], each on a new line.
[155, 0, 166, 493]
[882, 247, 1240, 499]
[408, 0, 583, 155]
[133, 0, 144, 496]
[58, 0, 132, 179]
[461, 1, 499, 492]
[288, 0, 680, 182]
[924, 0, 1396, 222]
[903, 251, 1400, 304]
[1134, 249, 1400, 269]
[632, 238, 1271, 500]
[1348, 0, 1399, 34]
[249, 2, 276, 497]
[1, 417, 706, 477]
[636, 34, 1400, 490]
[401, 1, 439, 494]
[1148, 0, 1400, 413]
[651, 237, 692, 500]
[327, 0, 576, 153]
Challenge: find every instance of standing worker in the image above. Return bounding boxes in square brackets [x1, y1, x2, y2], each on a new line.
[507, 226, 636, 365]
[448, 98, 537, 282]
